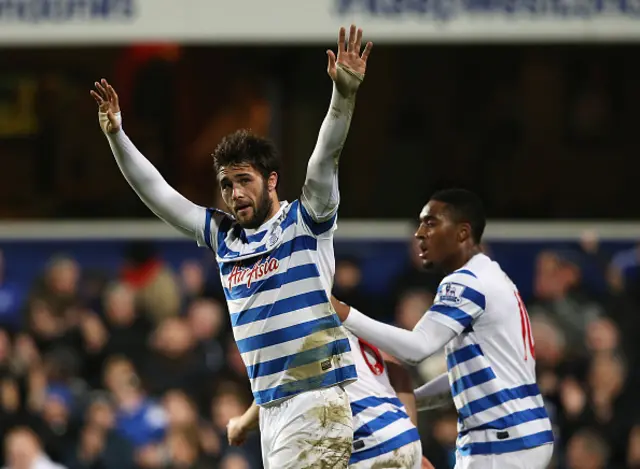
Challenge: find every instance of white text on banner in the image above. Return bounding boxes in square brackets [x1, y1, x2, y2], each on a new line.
[1, 0, 640, 44]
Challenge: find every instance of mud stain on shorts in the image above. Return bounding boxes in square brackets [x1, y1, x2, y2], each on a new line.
[296, 401, 353, 469]
[370, 447, 418, 469]
[307, 400, 352, 429]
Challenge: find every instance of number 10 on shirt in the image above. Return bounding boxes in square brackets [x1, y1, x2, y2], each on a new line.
[515, 291, 535, 361]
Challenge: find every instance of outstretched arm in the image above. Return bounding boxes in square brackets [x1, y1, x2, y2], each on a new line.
[331, 296, 423, 423]
[331, 296, 452, 365]
[91, 80, 209, 243]
[338, 272, 487, 365]
[300, 25, 372, 224]
[343, 307, 456, 365]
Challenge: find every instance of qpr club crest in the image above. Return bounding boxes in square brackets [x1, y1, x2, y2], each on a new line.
[266, 225, 283, 249]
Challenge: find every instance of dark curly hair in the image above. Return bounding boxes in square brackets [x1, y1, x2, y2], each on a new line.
[212, 130, 281, 185]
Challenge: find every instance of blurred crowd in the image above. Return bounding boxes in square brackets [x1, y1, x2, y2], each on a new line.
[0, 234, 638, 469]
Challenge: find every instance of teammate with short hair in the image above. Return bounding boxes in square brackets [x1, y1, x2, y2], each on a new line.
[336, 189, 554, 469]
[227, 295, 433, 469]
[91, 25, 373, 469]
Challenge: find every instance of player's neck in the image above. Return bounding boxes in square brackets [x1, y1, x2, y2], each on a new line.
[260, 198, 282, 227]
[266, 198, 281, 220]
[443, 246, 482, 274]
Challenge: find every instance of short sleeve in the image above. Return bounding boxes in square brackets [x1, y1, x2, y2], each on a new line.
[298, 199, 338, 238]
[196, 208, 233, 251]
[426, 270, 486, 335]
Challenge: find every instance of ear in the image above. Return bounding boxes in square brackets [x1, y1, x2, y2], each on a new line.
[458, 223, 471, 243]
[267, 172, 278, 192]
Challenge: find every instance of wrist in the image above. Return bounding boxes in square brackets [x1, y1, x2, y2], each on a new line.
[333, 63, 363, 100]
[330, 83, 356, 116]
[99, 111, 122, 135]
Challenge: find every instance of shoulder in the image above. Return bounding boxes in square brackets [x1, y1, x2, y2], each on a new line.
[439, 268, 484, 294]
[295, 198, 337, 237]
[207, 207, 235, 225]
[437, 268, 486, 309]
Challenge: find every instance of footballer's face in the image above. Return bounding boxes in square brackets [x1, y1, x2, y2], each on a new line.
[218, 163, 278, 229]
[414, 201, 460, 270]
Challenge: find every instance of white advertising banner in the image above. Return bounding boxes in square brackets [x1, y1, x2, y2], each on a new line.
[1, 0, 640, 45]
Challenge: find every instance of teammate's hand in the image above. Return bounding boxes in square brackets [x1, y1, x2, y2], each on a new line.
[330, 295, 350, 322]
[90, 78, 122, 134]
[421, 456, 435, 469]
[227, 416, 249, 446]
[327, 24, 373, 98]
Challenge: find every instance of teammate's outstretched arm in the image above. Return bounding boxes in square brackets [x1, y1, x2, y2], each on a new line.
[91, 79, 207, 240]
[337, 271, 486, 365]
[300, 25, 372, 224]
[335, 304, 455, 366]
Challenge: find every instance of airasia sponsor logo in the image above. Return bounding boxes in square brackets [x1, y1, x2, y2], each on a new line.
[227, 257, 280, 289]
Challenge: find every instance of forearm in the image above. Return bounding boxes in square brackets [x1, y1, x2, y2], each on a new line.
[106, 131, 204, 237]
[241, 401, 260, 430]
[301, 85, 356, 221]
[385, 355, 418, 426]
[414, 373, 452, 412]
[343, 309, 454, 365]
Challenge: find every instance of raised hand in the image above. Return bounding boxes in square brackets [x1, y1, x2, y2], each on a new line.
[90, 78, 122, 134]
[327, 24, 373, 97]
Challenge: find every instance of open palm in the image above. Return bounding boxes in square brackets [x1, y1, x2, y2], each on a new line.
[90, 78, 122, 134]
[327, 24, 372, 94]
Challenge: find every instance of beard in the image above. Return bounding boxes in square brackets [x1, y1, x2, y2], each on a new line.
[238, 185, 273, 229]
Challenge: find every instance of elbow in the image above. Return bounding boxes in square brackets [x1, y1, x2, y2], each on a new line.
[403, 351, 429, 367]
[402, 343, 433, 366]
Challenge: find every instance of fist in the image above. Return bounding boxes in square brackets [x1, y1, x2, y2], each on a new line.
[227, 416, 248, 446]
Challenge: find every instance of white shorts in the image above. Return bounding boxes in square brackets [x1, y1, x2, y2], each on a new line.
[349, 440, 422, 469]
[455, 443, 553, 469]
[259, 385, 353, 469]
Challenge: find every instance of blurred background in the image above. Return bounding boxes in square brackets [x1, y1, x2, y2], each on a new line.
[1, 1, 640, 468]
